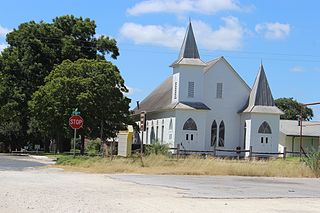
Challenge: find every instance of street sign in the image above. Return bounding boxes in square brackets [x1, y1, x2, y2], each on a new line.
[69, 115, 84, 129]
[140, 111, 146, 131]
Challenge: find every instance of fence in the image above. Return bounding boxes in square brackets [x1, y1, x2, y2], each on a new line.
[171, 145, 302, 160]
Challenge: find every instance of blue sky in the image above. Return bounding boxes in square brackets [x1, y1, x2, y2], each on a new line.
[0, 0, 320, 119]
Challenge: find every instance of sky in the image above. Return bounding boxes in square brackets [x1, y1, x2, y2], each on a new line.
[0, 0, 320, 119]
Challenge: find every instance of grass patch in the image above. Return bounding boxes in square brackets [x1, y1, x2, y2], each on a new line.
[53, 154, 316, 178]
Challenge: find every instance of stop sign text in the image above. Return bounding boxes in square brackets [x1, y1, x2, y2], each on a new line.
[69, 115, 84, 129]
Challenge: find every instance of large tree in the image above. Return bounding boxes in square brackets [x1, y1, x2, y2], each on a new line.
[0, 15, 119, 149]
[29, 59, 131, 152]
[275, 97, 314, 121]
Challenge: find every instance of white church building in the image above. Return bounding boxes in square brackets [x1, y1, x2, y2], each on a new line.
[133, 22, 283, 156]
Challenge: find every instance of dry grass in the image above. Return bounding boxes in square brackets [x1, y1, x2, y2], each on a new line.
[53, 155, 315, 178]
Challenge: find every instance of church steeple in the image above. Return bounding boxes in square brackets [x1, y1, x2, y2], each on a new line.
[178, 21, 200, 59]
[250, 64, 275, 107]
[242, 64, 283, 114]
[170, 21, 205, 67]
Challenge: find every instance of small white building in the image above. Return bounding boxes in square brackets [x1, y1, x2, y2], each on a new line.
[279, 120, 320, 155]
[133, 22, 283, 156]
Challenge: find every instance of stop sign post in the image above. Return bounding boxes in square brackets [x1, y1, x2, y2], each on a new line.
[69, 109, 83, 157]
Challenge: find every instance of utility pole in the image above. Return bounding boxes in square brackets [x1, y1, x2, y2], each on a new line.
[299, 102, 320, 159]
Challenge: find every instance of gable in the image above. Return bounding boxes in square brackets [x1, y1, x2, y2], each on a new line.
[203, 56, 251, 112]
[205, 57, 251, 92]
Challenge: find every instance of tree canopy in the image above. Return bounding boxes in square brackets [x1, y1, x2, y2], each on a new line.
[0, 15, 129, 151]
[275, 97, 314, 121]
[29, 59, 131, 141]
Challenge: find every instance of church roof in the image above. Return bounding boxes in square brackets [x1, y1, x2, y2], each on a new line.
[132, 76, 210, 115]
[170, 22, 206, 67]
[133, 76, 173, 115]
[242, 64, 283, 114]
[179, 22, 200, 59]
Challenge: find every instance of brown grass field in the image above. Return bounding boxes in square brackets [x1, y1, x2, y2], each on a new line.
[53, 155, 316, 178]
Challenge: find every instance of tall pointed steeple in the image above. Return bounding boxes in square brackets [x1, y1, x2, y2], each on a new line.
[178, 22, 200, 59]
[170, 21, 205, 67]
[243, 64, 283, 114]
[250, 64, 275, 106]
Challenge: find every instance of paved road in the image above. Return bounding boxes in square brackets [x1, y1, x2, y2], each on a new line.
[0, 155, 320, 212]
[0, 154, 48, 171]
[108, 174, 320, 199]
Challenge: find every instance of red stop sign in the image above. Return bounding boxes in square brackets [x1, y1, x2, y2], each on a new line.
[69, 115, 84, 129]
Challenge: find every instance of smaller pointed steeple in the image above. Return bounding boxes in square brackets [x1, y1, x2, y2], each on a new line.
[242, 64, 283, 114]
[251, 64, 275, 106]
[170, 21, 205, 67]
[178, 21, 200, 59]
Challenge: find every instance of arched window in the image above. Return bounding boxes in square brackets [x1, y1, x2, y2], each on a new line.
[218, 121, 225, 147]
[169, 118, 173, 130]
[258, 121, 272, 134]
[211, 120, 217, 146]
[183, 118, 197, 130]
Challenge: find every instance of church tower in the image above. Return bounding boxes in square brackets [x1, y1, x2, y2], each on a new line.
[170, 22, 206, 104]
[242, 64, 283, 156]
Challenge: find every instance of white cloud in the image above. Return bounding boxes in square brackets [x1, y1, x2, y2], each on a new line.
[127, 0, 243, 15]
[255, 22, 290, 40]
[126, 86, 143, 96]
[120, 23, 185, 48]
[0, 43, 8, 52]
[194, 17, 244, 50]
[290, 66, 305, 73]
[119, 17, 244, 51]
[0, 25, 11, 37]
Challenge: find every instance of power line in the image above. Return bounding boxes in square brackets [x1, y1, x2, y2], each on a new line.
[4, 35, 320, 63]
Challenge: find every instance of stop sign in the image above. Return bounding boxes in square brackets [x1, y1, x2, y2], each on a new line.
[69, 115, 84, 129]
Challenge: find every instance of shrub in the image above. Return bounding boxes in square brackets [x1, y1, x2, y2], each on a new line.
[70, 138, 81, 150]
[85, 139, 101, 156]
[145, 141, 169, 156]
[304, 151, 320, 177]
[0, 142, 7, 152]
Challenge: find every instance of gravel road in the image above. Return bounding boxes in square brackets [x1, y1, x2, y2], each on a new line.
[0, 155, 320, 213]
[1, 169, 320, 213]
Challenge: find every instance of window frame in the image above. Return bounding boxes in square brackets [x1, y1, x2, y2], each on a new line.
[188, 81, 195, 98]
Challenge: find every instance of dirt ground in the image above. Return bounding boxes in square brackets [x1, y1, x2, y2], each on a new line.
[1, 168, 320, 213]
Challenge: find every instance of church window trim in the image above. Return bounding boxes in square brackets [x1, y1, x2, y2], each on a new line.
[174, 82, 178, 99]
[188, 81, 195, 98]
[258, 121, 272, 134]
[183, 118, 197, 131]
[216, 83, 223, 99]
[218, 121, 225, 147]
[211, 120, 217, 147]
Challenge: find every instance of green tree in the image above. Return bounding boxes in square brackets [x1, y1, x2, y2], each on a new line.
[29, 59, 131, 153]
[275, 97, 313, 121]
[0, 15, 119, 149]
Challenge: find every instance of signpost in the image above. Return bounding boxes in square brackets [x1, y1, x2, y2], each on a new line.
[69, 108, 84, 157]
[140, 111, 146, 155]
